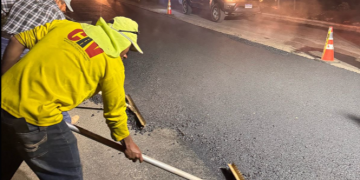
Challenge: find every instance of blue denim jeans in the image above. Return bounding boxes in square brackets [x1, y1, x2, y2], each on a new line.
[1, 37, 29, 59]
[1, 109, 83, 180]
[62, 111, 72, 123]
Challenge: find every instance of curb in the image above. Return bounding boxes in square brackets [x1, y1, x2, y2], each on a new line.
[261, 13, 360, 33]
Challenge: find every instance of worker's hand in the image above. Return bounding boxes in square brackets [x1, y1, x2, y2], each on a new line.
[122, 135, 143, 163]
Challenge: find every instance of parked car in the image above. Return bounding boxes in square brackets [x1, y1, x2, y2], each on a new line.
[182, 0, 262, 22]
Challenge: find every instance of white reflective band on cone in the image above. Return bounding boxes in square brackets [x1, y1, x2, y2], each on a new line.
[326, 44, 334, 49]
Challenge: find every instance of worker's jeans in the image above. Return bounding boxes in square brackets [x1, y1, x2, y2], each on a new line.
[1, 109, 83, 180]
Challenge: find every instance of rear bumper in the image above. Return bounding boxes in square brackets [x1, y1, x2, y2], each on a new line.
[224, 3, 261, 14]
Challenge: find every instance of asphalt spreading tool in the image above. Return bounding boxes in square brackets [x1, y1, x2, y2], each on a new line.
[228, 163, 245, 180]
[125, 94, 146, 128]
[66, 123, 202, 180]
[79, 93, 146, 129]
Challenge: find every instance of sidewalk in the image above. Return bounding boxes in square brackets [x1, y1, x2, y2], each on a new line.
[120, 0, 360, 74]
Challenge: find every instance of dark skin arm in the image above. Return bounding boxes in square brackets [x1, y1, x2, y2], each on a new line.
[1, 36, 25, 75]
[120, 46, 143, 163]
[122, 135, 143, 163]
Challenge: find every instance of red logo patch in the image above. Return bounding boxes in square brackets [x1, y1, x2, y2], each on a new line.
[68, 29, 104, 58]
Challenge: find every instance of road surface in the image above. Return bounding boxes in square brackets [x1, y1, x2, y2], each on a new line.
[12, 0, 360, 179]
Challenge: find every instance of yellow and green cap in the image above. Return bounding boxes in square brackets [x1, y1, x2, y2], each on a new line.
[81, 16, 143, 58]
[108, 17, 143, 54]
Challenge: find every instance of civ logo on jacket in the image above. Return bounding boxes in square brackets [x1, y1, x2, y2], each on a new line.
[67, 29, 104, 58]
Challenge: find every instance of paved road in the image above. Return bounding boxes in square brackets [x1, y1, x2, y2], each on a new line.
[15, 0, 360, 179]
[72, 0, 360, 179]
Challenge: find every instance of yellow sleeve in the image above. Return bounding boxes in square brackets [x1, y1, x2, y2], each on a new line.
[14, 20, 58, 49]
[100, 57, 129, 141]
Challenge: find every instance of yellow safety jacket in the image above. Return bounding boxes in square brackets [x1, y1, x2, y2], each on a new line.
[1, 19, 129, 141]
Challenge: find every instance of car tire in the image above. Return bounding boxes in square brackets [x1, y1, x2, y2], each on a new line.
[211, 3, 225, 22]
[182, 0, 192, 15]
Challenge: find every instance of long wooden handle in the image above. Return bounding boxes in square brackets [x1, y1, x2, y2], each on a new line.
[66, 123, 202, 180]
[68, 123, 125, 152]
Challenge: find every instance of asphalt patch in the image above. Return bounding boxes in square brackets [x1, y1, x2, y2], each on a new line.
[89, 94, 103, 104]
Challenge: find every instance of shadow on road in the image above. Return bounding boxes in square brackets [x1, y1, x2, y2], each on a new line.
[220, 167, 237, 180]
[76, 106, 104, 110]
[225, 15, 251, 21]
[346, 114, 360, 127]
[189, 8, 212, 21]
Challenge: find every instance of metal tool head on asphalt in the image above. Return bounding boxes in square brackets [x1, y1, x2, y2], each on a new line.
[228, 163, 245, 180]
[125, 94, 146, 128]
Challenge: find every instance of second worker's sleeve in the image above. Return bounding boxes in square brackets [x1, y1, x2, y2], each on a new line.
[14, 20, 58, 49]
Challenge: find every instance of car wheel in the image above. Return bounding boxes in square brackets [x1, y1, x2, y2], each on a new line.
[211, 3, 225, 22]
[182, 0, 192, 15]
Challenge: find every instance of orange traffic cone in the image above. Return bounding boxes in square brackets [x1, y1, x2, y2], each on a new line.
[167, 0, 172, 15]
[321, 26, 334, 61]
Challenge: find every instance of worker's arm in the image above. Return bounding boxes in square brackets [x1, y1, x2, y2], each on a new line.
[1, 36, 25, 75]
[100, 59, 143, 163]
